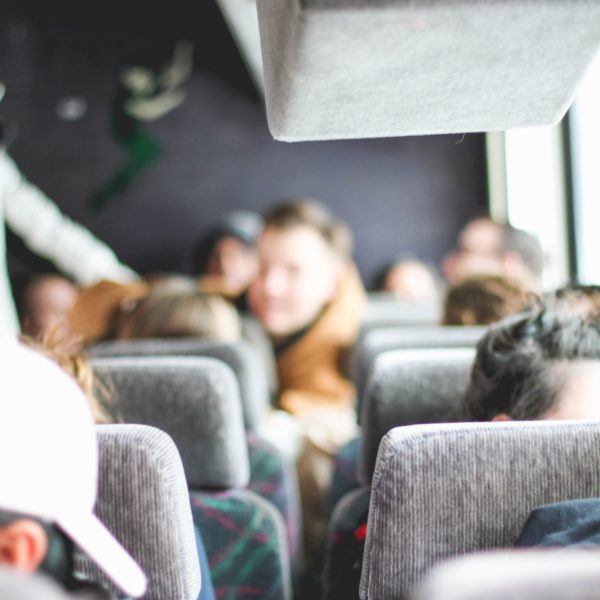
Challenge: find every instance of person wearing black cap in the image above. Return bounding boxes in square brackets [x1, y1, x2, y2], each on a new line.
[192, 210, 262, 311]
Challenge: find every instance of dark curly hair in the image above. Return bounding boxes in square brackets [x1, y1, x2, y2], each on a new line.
[464, 306, 600, 420]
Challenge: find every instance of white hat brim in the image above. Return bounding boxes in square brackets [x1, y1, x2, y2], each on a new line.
[56, 511, 147, 598]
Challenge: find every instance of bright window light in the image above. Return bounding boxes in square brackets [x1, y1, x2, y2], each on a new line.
[504, 124, 569, 291]
[569, 51, 600, 285]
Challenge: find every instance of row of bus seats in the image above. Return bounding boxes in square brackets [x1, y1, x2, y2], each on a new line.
[88, 334, 301, 571]
[89, 353, 295, 600]
[83, 293, 599, 600]
[326, 295, 600, 600]
[83, 295, 474, 599]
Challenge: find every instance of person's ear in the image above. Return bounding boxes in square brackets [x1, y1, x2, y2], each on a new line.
[492, 413, 513, 422]
[0, 519, 48, 572]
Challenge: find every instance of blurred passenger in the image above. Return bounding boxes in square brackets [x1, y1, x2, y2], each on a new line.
[114, 286, 240, 342]
[442, 274, 539, 326]
[249, 199, 365, 418]
[248, 199, 366, 561]
[193, 211, 262, 309]
[0, 337, 146, 598]
[464, 306, 600, 421]
[381, 259, 439, 302]
[443, 217, 544, 290]
[19, 274, 77, 339]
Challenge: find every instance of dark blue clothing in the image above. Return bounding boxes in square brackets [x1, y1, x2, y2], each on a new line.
[516, 498, 600, 548]
[195, 526, 216, 600]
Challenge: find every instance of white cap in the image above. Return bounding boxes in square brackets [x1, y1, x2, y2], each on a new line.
[0, 338, 147, 597]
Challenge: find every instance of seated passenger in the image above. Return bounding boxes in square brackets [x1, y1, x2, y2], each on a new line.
[193, 210, 262, 309]
[464, 305, 600, 421]
[441, 274, 539, 325]
[249, 199, 365, 418]
[443, 217, 544, 290]
[380, 258, 439, 302]
[19, 275, 78, 339]
[0, 337, 146, 598]
[248, 199, 366, 562]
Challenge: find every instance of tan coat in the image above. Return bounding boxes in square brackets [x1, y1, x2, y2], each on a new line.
[276, 262, 366, 417]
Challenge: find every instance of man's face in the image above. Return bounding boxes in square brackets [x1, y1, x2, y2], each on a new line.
[443, 219, 504, 284]
[248, 225, 340, 338]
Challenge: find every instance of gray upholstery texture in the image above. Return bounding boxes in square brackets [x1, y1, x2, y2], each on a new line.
[361, 295, 441, 330]
[360, 421, 600, 600]
[352, 325, 484, 412]
[91, 356, 250, 489]
[88, 338, 270, 431]
[256, 0, 600, 140]
[415, 549, 600, 600]
[77, 425, 201, 600]
[360, 347, 475, 483]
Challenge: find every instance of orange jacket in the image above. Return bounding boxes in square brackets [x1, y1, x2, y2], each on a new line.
[276, 262, 366, 416]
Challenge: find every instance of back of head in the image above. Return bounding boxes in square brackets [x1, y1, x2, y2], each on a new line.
[192, 210, 263, 275]
[464, 307, 600, 421]
[263, 199, 353, 260]
[115, 289, 241, 341]
[382, 259, 439, 302]
[442, 275, 539, 326]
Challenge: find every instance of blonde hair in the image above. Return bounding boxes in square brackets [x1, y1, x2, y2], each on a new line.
[115, 289, 241, 342]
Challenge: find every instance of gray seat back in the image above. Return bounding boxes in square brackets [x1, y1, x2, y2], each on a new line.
[352, 325, 484, 408]
[361, 421, 600, 600]
[360, 347, 474, 483]
[415, 549, 600, 600]
[77, 424, 201, 600]
[91, 356, 250, 489]
[88, 338, 269, 431]
[360, 295, 441, 333]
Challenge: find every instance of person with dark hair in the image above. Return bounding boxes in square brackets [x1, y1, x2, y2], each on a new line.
[192, 211, 262, 309]
[443, 217, 544, 290]
[464, 306, 600, 421]
[0, 338, 146, 598]
[442, 274, 539, 326]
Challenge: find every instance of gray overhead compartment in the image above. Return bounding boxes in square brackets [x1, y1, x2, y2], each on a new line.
[255, 0, 600, 141]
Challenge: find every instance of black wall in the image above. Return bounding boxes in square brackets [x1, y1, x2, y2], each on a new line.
[1, 1, 487, 290]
